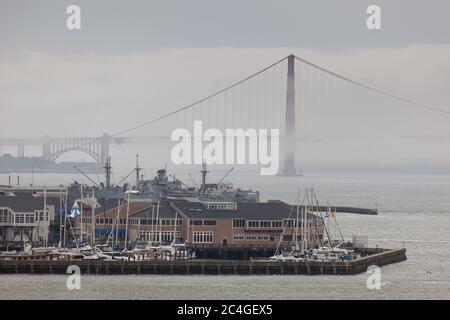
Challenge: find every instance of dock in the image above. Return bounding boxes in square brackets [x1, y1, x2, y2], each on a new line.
[0, 248, 406, 275]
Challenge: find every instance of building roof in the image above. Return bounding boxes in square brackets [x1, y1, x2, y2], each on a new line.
[0, 192, 44, 212]
[93, 201, 153, 219]
[130, 200, 178, 219]
[170, 200, 311, 220]
[94, 198, 126, 215]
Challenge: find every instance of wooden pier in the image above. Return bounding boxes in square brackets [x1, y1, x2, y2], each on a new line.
[0, 248, 406, 276]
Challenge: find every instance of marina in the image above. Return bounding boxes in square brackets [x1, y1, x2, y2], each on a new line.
[0, 161, 404, 276]
[0, 159, 399, 276]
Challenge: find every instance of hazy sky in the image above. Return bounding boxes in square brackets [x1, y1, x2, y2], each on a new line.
[1, 0, 450, 52]
[1, 0, 450, 173]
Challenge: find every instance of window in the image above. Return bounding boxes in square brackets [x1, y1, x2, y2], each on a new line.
[271, 221, 282, 228]
[0, 209, 12, 223]
[284, 219, 295, 228]
[260, 221, 271, 228]
[25, 215, 34, 223]
[129, 219, 139, 225]
[204, 202, 237, 211]
[139, 231, 181, 243]
[192, 231, 213, 243]
[232, 219, 245, 228]
[243, 234, 271, 241]
[246, 220, 282, 229]
[247, 221, 259, 228]
[233, 234, 245, 241]
[203, 220, 216, 226]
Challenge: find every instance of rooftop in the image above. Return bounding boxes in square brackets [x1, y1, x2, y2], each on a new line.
[171, 200, 317, 220]
[0, 192, 45, 212]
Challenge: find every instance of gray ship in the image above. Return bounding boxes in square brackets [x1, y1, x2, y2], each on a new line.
[68, 158, 259, 205]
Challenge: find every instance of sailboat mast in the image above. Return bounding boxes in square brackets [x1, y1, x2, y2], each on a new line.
[91, 188, 95, 247]
[135, 154, 141, 190]
[63, 193, 67, 248]
[150, 204, 155, 244]
[124, 190, 131, 250]
[173, 210, 178, 243]
[80, 184, 83, 245]
[327, 203, 332, 245]
[44, 187, 47, 247]
[305, 189, 309, 250]
[295, 189, 300, 250]
[59, 186, 62, 249]
[156, 200, 161, 243]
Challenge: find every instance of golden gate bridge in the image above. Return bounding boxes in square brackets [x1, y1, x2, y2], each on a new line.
[1, 54, 448, 175]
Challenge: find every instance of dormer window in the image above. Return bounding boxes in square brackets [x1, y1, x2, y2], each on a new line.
[202, 202, 237, 211]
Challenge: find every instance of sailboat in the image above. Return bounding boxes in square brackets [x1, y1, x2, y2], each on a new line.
[270, 190, 306, 261]
[270, 188, 353, 262]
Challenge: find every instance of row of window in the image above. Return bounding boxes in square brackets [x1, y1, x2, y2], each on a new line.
[233, 219, 283, 229]
[138, 231, 181, 242]
[80, 217, 320, 229]
[141, 219, 182, 226]
[0, 209, 13, 223]
[247, 220, 283, 229]
[232, 219, 321, 229]
[83, 217, 181, 226]
[0, 209, 48, 224]
[192, 231, 213, 243]
[189, 219, 217, 226]
[284, 219, 319, 228]
[204, 202, 237, 211]
[232, 234, 323, 242]
[233, 234, 276, 241]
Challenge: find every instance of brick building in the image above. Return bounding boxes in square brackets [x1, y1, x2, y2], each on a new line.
[75, 199, 325, 249]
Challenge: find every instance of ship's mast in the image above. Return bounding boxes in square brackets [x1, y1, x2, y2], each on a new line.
[135, 154, 141, 189]
[200, 161, 208, 193]
[104, 157, 112, 190]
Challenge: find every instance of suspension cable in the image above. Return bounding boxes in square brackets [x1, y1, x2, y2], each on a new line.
[111, 55, 289, 137]
[294, 55, 450, 116]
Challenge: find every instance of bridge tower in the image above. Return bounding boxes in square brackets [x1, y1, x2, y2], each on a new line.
[281, 54, 299, 176]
